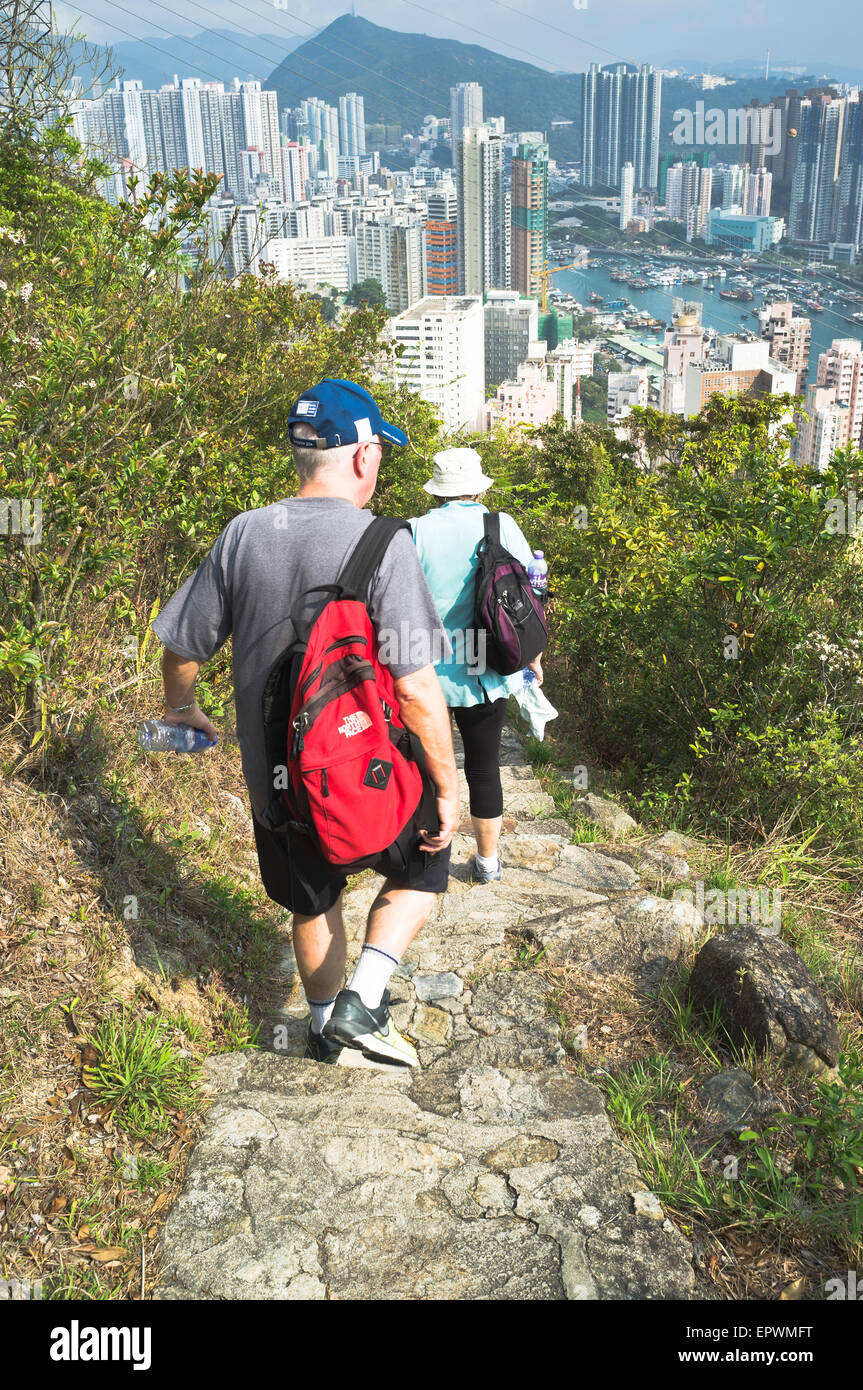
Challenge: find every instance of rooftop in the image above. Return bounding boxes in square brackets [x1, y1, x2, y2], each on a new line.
[395, 295, 482, 320]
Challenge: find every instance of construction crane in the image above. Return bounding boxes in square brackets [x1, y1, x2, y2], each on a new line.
[539, 261, 577, 313]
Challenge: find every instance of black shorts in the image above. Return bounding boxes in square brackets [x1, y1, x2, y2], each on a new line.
[252, 816, 451, 917]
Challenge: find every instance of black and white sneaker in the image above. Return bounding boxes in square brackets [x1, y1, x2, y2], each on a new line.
[322, 988, 419, 1067]
[303, 1023, 343, 1065]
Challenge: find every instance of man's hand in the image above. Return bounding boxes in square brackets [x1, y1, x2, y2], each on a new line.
[419, 791, 460, 853]
[162, 701, 218, 745]
[528, 655, 544, 687]
[160, 649, 218, 744]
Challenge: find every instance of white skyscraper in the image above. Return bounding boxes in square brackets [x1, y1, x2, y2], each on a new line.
[355, 216, 427, 313]
[455, 124, 510, 295]
[339, 92, 366, 157]
[270, 236, 358, 292]
[619, 162, 635, 230]
[302, 96, 340, 179]
[718, 163, 750, 211]
[386, 295, 485, 432]
[745, 166, 773, 217]
[450, 83, 483, 144]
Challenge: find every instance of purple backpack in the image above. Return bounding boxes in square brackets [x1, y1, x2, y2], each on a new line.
[473, 513, 548, 676]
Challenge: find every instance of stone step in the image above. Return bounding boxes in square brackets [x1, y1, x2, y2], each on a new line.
[155, 1044, 693, 1301]
[154, 726, 697, 1301]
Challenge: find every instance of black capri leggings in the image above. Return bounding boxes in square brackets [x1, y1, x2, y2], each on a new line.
[451, 697, 507, 819]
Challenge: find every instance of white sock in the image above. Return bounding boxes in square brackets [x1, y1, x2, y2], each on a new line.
[476, 852, 500, 871]
[348, 944, 400, 1010]
[308, 997, 337, 1035]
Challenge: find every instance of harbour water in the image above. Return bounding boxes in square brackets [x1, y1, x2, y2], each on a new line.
[552, 260, 863, 386]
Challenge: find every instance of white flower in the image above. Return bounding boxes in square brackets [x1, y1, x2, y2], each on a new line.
[0, 279, 6, 293]
[19, 282, 33, 303]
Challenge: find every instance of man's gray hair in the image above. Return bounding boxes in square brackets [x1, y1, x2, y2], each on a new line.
[290, 421, 352, 482]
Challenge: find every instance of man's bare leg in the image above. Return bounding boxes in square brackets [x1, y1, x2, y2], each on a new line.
[292, 897, 347, 1003]
[365, 882, 438, 960]
[316, 884, 439, 1065]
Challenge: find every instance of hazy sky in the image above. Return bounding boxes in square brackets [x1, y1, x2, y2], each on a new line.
[55, 0, 863, 74]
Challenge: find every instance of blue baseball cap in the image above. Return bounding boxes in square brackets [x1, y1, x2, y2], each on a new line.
[288, 378, 408, 450]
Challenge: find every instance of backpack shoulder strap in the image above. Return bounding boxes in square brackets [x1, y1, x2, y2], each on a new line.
[337, 516, 410, 603]
[482, 511, 501, 547]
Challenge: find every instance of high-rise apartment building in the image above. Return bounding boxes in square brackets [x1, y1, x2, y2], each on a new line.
[510, 141, 548, 297]
[73, 77, 284, 203]
[338, 92, 366, 157]
[424, 183, 459, 296]
[281, 142, 309, 203]
[455, 124, 510, 295]
[270, 235, 358, 292]
[546, 338, 596, 422]
[484, 290, 538, 388]
[665, 161, 712, 240]
[812, 337, 863, 445]
[789, 93, 846, 245]
[385, 296, 485, 433]
[450, 83, 483, 144]
[836, 94, 863, 253]
[745, 166, 773, 217]
[757, 301, 811, 394]
[302, 96, 340, 179]
[687, 167, 713, 241]
[717, 163, 750, 211]
[794, 384, 849, 469]
[619, 162, 635, 230]
[355, 216, 426, 313]
[581, 62, 662, 190]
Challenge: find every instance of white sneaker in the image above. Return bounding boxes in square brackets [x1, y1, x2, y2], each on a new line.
[469, 855, 503, 884]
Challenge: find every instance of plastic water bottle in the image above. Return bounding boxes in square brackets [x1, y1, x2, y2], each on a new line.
[527, 550, 548, 599]
[522, 668, 537, 686]
[137, 719, 217, 754]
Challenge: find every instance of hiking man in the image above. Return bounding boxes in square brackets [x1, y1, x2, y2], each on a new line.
[151, 378, 460, 1067]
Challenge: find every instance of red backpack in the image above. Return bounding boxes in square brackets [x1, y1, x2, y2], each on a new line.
[259, 517, 436, 870]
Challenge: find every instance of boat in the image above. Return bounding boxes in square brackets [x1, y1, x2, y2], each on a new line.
[807, 300, 824, 313]
[589, 291, 603, 304]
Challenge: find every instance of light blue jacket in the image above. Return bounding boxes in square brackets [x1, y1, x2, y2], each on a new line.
[409, 501, 536, 708]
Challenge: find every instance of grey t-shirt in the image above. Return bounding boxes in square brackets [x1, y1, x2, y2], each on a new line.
[151, 497, 450, 818]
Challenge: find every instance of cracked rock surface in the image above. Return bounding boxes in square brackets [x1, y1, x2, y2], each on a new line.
[155, 729, 696, 1301]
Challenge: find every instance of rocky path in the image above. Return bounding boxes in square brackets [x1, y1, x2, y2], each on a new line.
[154, 727, 697, 1300]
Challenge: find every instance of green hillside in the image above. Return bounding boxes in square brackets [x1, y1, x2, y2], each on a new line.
[267, 13, 581, 155]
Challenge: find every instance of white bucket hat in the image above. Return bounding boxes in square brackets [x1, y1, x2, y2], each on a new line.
[423, 447, 494, 497]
